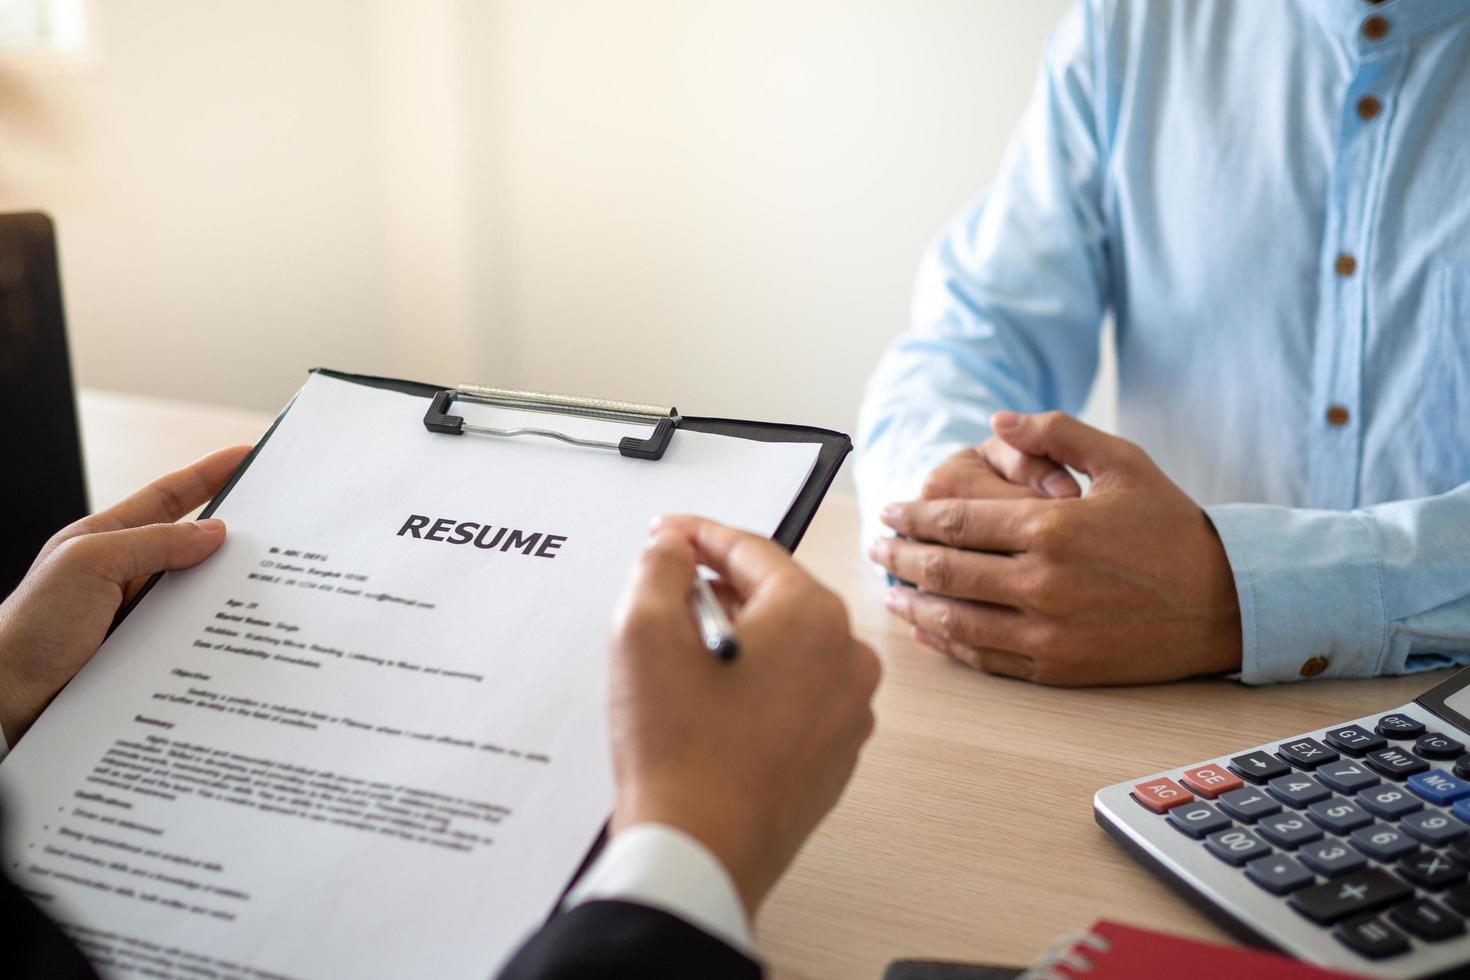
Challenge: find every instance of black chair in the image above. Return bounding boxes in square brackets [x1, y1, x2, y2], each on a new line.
[0, 212, 88, 598]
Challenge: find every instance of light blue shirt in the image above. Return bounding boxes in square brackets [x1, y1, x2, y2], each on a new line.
[856, 0, 1470, 684]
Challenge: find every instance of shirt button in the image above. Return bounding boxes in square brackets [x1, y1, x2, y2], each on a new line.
[1357, 96, 1382, 120]
[1300, 656, 1330, 678]
[1334, 253, 1357, 277]
[1326, 405, 1351, 427]
[1362, 15, 1390, 40]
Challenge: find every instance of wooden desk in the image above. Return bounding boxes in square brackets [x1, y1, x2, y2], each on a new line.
[76, 390, 1444, 979]
[78, 388, 273, 511]
[758, 493, 1444, 978]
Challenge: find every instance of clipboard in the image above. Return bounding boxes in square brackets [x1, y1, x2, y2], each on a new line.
[108, 366, 853, 927]
[187, 368, 852, 554]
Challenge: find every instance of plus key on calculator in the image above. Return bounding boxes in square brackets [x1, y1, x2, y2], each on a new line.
[1096, 666, 1470, 978]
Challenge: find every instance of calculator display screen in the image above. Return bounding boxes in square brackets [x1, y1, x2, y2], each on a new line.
[1417, 665, 1470, 734]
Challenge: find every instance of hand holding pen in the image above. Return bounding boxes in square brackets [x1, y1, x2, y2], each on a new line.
[691, 573, 740, 662]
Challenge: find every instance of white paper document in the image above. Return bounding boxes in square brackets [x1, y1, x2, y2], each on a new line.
[0, 374, 822, 980]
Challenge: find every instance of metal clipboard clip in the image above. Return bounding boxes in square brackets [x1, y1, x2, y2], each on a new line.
[423, 384, 681, 461]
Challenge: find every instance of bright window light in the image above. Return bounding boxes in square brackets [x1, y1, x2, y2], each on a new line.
[0, 0, 86, 51]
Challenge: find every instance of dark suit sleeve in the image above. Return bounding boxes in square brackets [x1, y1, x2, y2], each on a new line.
[497, 900, 762, 980]
[1, 869, 101, 980]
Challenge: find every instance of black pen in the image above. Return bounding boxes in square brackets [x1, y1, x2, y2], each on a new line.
[691, 573, 740, 662]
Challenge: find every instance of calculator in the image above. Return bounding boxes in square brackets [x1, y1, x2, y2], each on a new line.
[1095, 666, 1470, 978]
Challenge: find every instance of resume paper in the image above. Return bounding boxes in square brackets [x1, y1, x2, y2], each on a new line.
[0, 374, 820, 979]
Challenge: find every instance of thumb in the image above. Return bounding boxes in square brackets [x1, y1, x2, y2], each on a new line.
[989, 411, 1133, 478]
[614, 529, 699, 637]
[53, 519, 228, 586]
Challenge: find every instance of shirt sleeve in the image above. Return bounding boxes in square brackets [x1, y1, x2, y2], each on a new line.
[854, 0, 1113, 547]
[563, 823, 753, 956]
[1207, 483, 1470, 684]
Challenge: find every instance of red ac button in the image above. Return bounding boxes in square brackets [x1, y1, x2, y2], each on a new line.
[1180, 764, 1244, 799]
[1131, 777, 1195, 813]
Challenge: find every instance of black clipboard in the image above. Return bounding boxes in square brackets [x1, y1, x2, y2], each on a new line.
[186, 368, 851, 552]
[117, 366, 853, 914]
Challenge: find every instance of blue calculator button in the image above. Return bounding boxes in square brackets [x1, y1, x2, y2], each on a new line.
[1450, 798, 1470, 825]
[1407, 770, 1470, 806]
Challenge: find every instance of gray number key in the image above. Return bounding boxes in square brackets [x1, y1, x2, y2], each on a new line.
[1267, 773, 1332, 808]
[1300, 838, 1369, 878]
[1349, 823, 1419, 861]
[1315, 760, 1380, 794]
[1307, 798, 1374, 834]
[1218, 787, 1282, 823]
[1258, 813, 1323, 850]
[1358, 784, 1423, 820]
[1166, 801, 1231, 839]
[1246, 854, 1316, 895]
[1402, 809, 1469, 847]
[1205, 827, 1273, 866]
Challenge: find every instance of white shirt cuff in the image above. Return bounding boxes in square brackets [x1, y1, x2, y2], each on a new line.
[563, 823, 754, 956]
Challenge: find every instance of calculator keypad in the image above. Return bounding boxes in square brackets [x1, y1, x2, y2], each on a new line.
[1336, 914, 1411, 959]
[1398, 852, 1466, 891]
[1279, 738, 1340, 770]
[1325, 725, 1388, 757]
[1300, 838, 1369, 878]
[1389, 898, 1465, 941]
[1179, 764, 1243, 799]
[1417, 733, 1466, 760]
[1378, 714, 1427, 739]
[1366, 747, 1431, 779]
[1359, 784, 1424, 820]
[1266, 773, 1331, 808]
[1306, 799, 1374, 835]
[1218, 787, 1281, 823]
[1349, 824, 1418, 861]
[1315, 760, 1380, 794]
[1406, 771, 1470, 806]
[1229, 750, 1291, 784]
[1402, 810, 1468, 847]
[1118, 711, 1470, 969]
[1205, 827, 1272, 865]
[1258, 813, 1323, 850]
[1290, 868, 1411, 924]
[1246, 854, 1315, 895]
[1166, 801, 1230, 839]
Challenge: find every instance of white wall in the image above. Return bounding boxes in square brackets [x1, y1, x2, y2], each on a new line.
[3, 1, 1101, 464]
[1, 0, 488, 412]
[488, 0, 1078, 435]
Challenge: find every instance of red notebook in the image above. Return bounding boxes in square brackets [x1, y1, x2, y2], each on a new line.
[1037, 920, 1366, 979]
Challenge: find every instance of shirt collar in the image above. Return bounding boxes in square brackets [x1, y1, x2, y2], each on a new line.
[1303, 0, 1470, 55]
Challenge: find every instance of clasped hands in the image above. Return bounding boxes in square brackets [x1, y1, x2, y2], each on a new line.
[869, 411, 1244, 685]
